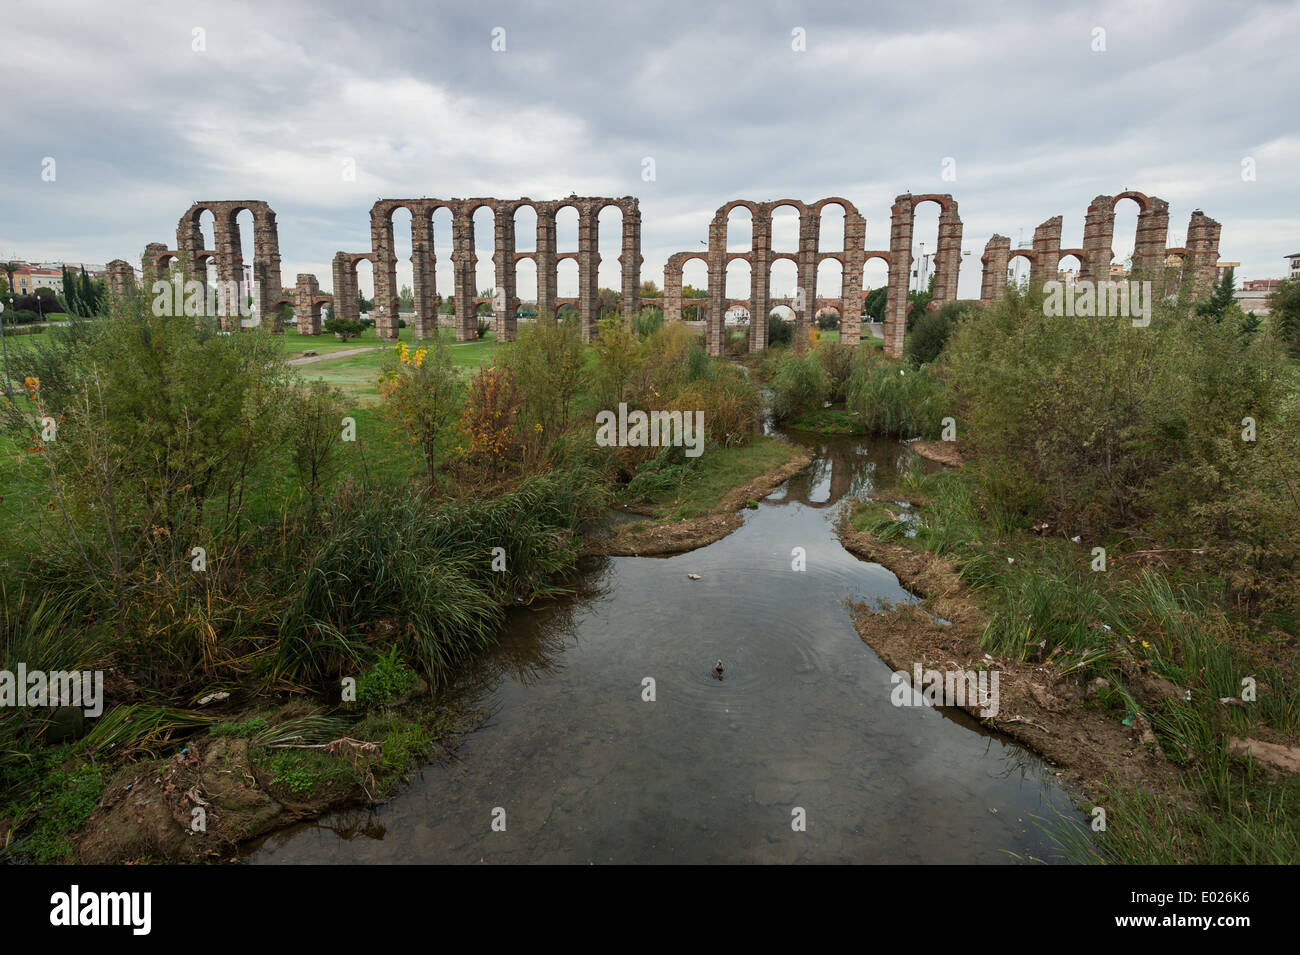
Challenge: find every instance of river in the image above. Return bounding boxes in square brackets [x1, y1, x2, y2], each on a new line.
[246, 430, 1085, 863]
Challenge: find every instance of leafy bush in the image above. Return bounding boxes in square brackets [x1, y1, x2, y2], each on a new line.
[770, 351, 828, 422]
[379, 339, 460, 489]
[357, 647, 416, 708]
[943, 284, 1299, 608]
[632, 308, 664, 338]
[906, 300, 978, 365]
[457, 360, 524, 476]
[286, 379, 345, 494]
[323, 316, 362, 341]
[498, 315, 585, 445]
[768, 312, 794, 347]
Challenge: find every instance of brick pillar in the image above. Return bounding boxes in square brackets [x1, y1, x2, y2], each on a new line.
[932, 200, 962, 306]
[105, 260, 135, 300]
[883, 195, 913, 359]
[452, 205, 477, 341]
[213, 216, 244, 331]
[706, 216, 727, 356]
[980, 235, 1011, 304]
[371, 206, 400, 340]
[535, 204, 556, 320]
[838, 210, 866, 346]
[1030, 216, 1063, 286]
[1133, 198, 1169, 279]
[411, 211, 435, 340]
[749, 210, 772, 352]
[144, 242, 171, 283]
[578, 205, 599, 342]
[1185, 210, 1222, 296]
[620, 202, 642, 319]
[494, 204, 518, 341]
[295, 273, 322, 334]
[252, 208, 282, 329]
[1079, 196, 1115, 282]
[331, 253, 360, 322]
[796, 209, 819, 340]
[664, 257, 683, 323]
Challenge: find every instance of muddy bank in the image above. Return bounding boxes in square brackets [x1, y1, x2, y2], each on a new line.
[73, 699, 477, 864]
[910, 440, 964, 467]
[589, 449, 813, 557]
[838, 524, 1178, 800]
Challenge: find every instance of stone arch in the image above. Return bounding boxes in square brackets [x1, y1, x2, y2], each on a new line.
[883, 193, 962, 357]
[177, 200, 283, 329]
[331, 252, 374, 323]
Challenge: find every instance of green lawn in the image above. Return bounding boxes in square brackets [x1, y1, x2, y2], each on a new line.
[622, 436, 802, 521]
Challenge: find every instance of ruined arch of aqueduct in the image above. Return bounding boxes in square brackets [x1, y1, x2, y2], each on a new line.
[104, 188, 1221, 360]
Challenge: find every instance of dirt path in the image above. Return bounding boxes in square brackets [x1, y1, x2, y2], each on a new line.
[287, 346, 377, 365]
[288, 338, 488, 365]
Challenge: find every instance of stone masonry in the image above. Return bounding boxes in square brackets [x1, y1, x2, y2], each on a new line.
[121, 188, 1222, 358]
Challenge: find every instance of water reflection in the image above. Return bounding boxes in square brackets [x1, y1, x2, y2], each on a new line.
[246, 431, 1084, 864]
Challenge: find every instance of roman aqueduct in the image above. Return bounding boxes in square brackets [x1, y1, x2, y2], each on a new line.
[105, 189, 1222, 359]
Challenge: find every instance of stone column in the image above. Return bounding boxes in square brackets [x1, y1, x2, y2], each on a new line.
[494, 205, 518, 341]
[980, 235, 1011, 304]
[578, 205, 599, 342]
[411, 210, 435, 340]
[144, 242, 171, 282]
[796, 209, 820, 340]
[252, 208, 282, 328]
[883, 195, 913, 359]
[1133, 198, 1169, 279]
[331, 253, 360, 322]
[1185, 210, 1222, 296]
[452, 204, 478, 341]
[1079, 197, 1115, 282]
[1031, 216, 1063, 287]
[106, 259, 135, 300]
[839, 210, 867, 346]
[749, 211, 772, 352]
[370, 206, 400, 340]
[295, 273, 322, 335]
[535, 204, 556, 320]
[620, 202, 642, 319]
[706, 215, 727, 356]
[214, 217, 244, 331]
[932, 201, 962, 306]
[664, 258, 683, 323]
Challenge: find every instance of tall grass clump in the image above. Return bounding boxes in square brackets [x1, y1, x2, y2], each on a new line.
[845, 355, 953, 438]
[770, 350, 828, 422]
[273, 468, 608, 687]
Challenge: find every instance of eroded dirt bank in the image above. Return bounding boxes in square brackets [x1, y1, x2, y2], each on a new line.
[839, 525, 1180, 800]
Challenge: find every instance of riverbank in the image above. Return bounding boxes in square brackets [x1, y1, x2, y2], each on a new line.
[591, 439, 812, 556]
[839, 469, 1300, 863]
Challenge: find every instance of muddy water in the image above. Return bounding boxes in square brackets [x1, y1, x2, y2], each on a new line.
[247, 432, 1084, 864]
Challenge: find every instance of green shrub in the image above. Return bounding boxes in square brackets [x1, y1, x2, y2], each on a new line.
[845, 357, 952, 438]
[906, 300, 977, 366]
[770, 351, 828, 422]
[767, 313, 794, 347]
[324, 316, 363, 341]
[814, 342, 855, 403]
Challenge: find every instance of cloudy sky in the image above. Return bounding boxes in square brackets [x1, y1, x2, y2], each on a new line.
[1, 0, 1296, 303]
